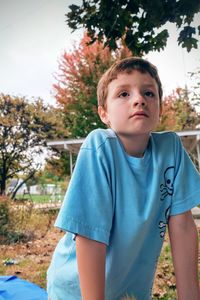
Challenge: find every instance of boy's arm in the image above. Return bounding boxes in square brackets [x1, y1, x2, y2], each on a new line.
[76, 235, 107, 300]
[168, 210, 200, 300]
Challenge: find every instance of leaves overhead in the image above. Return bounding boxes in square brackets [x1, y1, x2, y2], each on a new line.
[66, 0, 200, 56]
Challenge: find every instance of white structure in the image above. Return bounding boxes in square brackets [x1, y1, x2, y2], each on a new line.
[48, 138, 84, 174]
[29, 184, 61, 195]
[177, 130, 200, 170]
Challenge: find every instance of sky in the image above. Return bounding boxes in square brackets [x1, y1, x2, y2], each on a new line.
[0, 0, 200, 106]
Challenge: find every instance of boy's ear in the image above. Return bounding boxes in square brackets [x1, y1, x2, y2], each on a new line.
[98, 106, 109, 125]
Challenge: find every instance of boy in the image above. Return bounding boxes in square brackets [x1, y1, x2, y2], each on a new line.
[47, 57, 200, 299]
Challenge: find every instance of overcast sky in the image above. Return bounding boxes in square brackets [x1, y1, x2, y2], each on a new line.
[0, 0, 200, 106]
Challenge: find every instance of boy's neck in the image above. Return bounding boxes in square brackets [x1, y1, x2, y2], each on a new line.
[117, 132, 150, 158]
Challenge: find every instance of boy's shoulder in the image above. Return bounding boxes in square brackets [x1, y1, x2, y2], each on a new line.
[81, 128, 117, 151]
[151, 131, 182, 152]
[151, 131, 179, 141]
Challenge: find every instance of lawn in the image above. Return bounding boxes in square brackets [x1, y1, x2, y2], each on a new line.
[15, 193, 65, 203]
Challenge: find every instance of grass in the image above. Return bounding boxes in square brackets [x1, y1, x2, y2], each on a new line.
[15, 193, 64, 203]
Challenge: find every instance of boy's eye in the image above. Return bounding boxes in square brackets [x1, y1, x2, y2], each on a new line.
[119, 91, 129, 98]
[145, 91, 155, 97]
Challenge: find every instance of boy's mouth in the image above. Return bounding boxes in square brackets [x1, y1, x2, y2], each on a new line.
[130, 111, 149, 118]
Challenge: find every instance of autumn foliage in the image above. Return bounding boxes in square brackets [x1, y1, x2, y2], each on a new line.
[53, 33, 132, 137]
[158, 88, 200, 131]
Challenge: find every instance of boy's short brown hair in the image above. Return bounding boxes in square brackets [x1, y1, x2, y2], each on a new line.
[97, 57, 163, 108]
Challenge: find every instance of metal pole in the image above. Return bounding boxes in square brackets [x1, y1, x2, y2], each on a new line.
[196, 135, 200, 171]
[70, 151, 73, 175]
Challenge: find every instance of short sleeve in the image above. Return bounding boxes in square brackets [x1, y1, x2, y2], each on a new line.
[55, 133, 114, 245]
[170, 134, 200, 216]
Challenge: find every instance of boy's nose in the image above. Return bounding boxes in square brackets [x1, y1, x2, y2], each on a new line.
[132, 94, 146, 107]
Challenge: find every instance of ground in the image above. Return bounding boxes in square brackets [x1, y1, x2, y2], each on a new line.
[0, 211, 199, 300]
[0, 225, 63, 289]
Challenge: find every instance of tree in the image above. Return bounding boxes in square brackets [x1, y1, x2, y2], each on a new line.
[157, 88, 200, 131]
[42, 152, 72, 180]
[53, 33, 132, 137]
[0, 94, 68, 197]
[66, 0, 200, 56]
[189, 67, 200, 107]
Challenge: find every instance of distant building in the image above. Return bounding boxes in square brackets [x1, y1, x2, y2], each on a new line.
[29, 184, 61, 195]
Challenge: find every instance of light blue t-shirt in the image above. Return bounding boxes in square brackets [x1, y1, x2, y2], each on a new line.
[47, 129, 200, 300]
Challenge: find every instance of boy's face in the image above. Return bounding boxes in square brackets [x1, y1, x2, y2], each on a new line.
[98, 70, 161, 138]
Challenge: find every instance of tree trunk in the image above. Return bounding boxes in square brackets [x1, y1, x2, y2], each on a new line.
[11, 171, 36, 200]
[0, 174, 6, 195]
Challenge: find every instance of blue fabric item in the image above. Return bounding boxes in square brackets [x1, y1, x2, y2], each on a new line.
[0, 276, 47, 300]
[47, 128, 200, 300]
